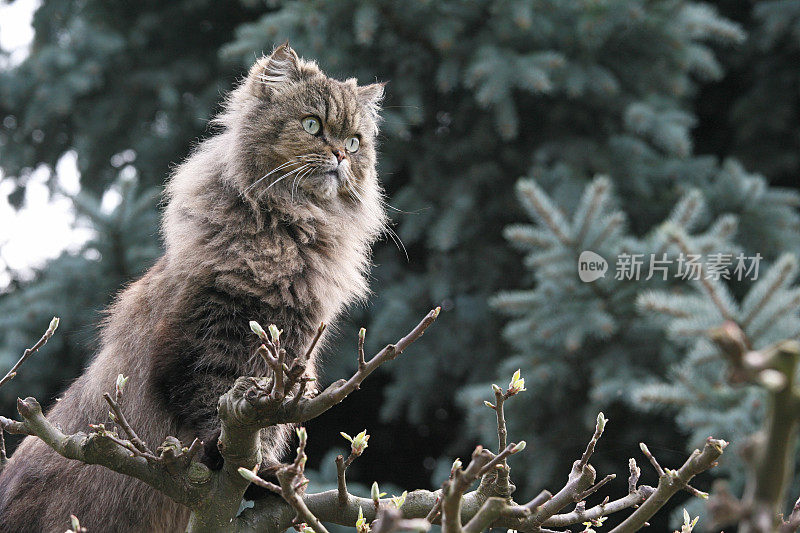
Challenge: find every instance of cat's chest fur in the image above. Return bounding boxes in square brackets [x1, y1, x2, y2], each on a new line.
[208, 211, 365, 323]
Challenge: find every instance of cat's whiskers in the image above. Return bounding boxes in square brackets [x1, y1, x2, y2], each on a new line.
[293, 166, 317, 199]
[243, 157, 302, 194]
[347, 175, 409, 260]
[263, 163, 312, 197]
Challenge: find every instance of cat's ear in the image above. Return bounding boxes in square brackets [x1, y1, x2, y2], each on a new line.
[357, 82, 386, 106]
[357, 82, 386, 120]
[249, 42, 302, 97]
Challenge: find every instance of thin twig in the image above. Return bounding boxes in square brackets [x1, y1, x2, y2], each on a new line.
[240, 429, 329, 533]
[103, 393, 153, 456]
[303, 323, 327, 363]
[358, 328, 367, 372]
[577, 474, 616, 501]
[492, 388, 513, 496]
[265, 308, 440, 424]
[628, 458, 641, 494]
[638, 443, 664, 476]
[335, 453, 358, 507]
[0, 317, 59, 389]
[609, 438, 727, 533]
[579, 413, 607, 470]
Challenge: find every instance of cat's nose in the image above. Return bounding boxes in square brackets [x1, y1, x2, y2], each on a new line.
[332, 148, 346, 163]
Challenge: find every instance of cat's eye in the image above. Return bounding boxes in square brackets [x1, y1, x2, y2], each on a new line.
[302, 116, 321, 135]
[345, 136, 360, 153]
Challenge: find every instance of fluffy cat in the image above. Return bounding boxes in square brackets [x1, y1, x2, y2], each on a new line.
[0, 43, 386, 532]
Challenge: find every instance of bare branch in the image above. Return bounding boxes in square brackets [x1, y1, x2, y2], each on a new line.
[3, 397, 206, 506]
[235, 308, 440, 427]
[239, 428, 329, 533]
[543, 488, 653, 528]
[780, 495, 800, 532]
[104, 390, 154, 457]
[577, 473, 616, 501]
[335, 433, 366, 508]
[371, 506, 430, 533]
[358, 327, 367, 372]
[0, 317, 59, 389]
[435, 442, 527, 533]
[579, 412, 608, 470]
[628, 458, 641, 494]
[638, 442, 664, 476]
[609, 437, 727, 533]
[305, 323, 327, 363]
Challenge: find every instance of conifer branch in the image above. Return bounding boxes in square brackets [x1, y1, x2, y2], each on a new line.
[667, 230, 736, 322]
[516, 180, 573, 245]
[741, 256, 795, 329]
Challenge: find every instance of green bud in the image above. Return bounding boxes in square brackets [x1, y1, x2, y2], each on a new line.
[596, 412, 607, 432]
[508, 369, 526, 394]
[392, 491, 407, 509]
[268, 324, 282, 343]
[359, 327, 366, 340]
[352, 429, 369, 454]
[758, 369, 787, 391]
[512, 441, 526, 453]
[356, 507, 370, 533]
[115, 373, 129, 394]
[238, 466, 260, 483]
[48, 317, 60, 335]
[492, 384, 502, 394]
[249, 321, 267, 340]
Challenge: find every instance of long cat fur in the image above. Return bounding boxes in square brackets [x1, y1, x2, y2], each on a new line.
[0, 43, 386, 533]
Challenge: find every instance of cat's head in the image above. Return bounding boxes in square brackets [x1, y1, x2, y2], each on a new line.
[225, 43, 385, 207]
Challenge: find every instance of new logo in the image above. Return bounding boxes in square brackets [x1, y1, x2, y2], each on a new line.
[578, 251, 607, 282]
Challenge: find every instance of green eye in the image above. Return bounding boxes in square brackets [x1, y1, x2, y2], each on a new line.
[302, 116, 321, 135]
[345, 136, 360, 153]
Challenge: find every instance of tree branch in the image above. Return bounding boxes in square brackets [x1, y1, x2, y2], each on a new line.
[0, 317, 59, 390]
[609, 437, 727, 533]
[1, 309, 730, 533]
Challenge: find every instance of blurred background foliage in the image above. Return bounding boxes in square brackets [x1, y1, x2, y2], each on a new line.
[1, 0, 799, 530]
